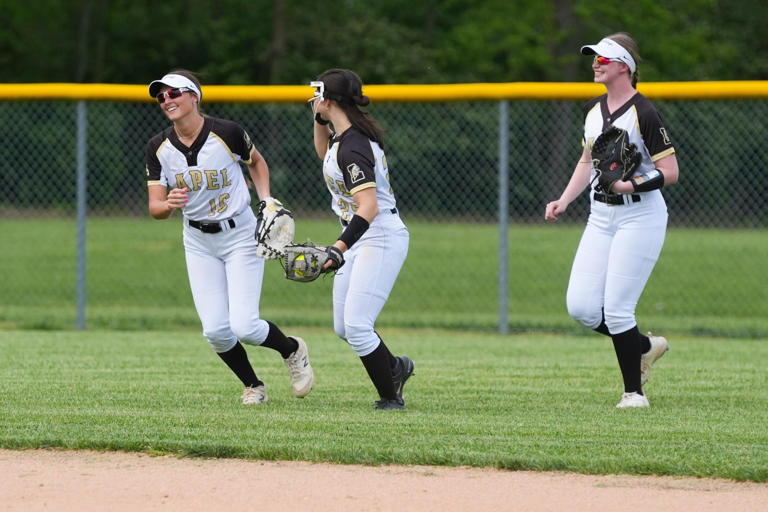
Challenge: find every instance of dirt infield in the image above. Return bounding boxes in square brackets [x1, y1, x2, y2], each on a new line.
[2, 449, 766, 511]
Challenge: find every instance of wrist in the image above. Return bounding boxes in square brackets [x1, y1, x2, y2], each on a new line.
[631, 169, 665, 192]
[315, 113, 329, 125]
[338, 214, 370, 248]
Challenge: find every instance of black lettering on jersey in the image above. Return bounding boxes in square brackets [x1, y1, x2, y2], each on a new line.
[347, 163, 364, 184]
[660, 127, 671, 146]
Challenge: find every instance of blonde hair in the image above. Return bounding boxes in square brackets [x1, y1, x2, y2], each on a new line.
[606, 33, 641, 88]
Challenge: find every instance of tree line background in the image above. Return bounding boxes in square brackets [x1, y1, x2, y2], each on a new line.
[1, 0, 766, 227]
[1, 0, 766, 85]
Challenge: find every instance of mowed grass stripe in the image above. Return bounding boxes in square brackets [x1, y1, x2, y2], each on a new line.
[1, 329, 766, 481]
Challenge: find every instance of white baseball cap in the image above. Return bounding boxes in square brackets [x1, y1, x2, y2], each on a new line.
[580, 38, 636, 74]
[148, 73, 202, 101]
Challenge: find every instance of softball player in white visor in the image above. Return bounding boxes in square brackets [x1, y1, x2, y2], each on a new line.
[545, 34, 679, 408]
[146, 69, 313, 405]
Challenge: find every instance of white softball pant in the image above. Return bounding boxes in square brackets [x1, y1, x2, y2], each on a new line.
[566, 191, 668, 334]
[333, 214, 409, 356]
[183, 209, 270, 353]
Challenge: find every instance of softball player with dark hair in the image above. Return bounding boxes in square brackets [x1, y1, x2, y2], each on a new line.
[145, 69, 313, 405]
[545, 34, 679, 408]
[309, 68, 414, 411]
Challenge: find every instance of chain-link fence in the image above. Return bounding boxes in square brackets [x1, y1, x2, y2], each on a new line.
[1, 90, 766, 336]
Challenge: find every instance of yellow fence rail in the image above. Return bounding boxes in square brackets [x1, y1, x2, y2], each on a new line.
[0, 81, 765, 103]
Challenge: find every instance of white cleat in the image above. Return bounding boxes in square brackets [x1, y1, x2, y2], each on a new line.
[284, 336, 314, 398]
[641, 333, 669, 385]
[242, 384, 268, 405]
[616, 391, 650, 408]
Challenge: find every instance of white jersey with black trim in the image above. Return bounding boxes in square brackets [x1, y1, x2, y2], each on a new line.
[583, 92, 675, 191]
[145, 116, 255, 222]
[322, 127, 397, 224]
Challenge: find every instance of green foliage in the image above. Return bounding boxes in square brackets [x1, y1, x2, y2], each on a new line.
[1, 329, 767, 481]
[0, 0, 764, 84]
[0, 218, 766, 337]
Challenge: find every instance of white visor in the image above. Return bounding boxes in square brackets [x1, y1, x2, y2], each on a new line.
[149, 73, 202, 101]
[580, 38, 636, 74]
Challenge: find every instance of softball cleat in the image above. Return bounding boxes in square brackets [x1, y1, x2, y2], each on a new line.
[284, 336, 314, 398]
[615, 392, 649, 408]
[241, 384, 268, 405]
[641, 333, 669, 385]
[392, 355, 415, 400]
[373, 397, 405, 411]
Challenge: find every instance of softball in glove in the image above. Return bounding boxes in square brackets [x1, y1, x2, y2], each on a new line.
[283, 241, 344, 282]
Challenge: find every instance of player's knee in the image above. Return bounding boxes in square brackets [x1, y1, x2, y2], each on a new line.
[230, 318, 269, 346]
[333, 318, 346, 340]
[603, 309, 635, 334]
[344, 321, 377, 355]
[567, 300, 602, 329]
[204, 332, 238, 353]
[203, 322, 231, 341]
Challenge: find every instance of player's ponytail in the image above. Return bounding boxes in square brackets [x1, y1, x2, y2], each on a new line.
[606, 33, 641, 88]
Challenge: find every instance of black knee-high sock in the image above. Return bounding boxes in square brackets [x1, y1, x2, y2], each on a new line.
[360, 342, 397, 400]
[594, 308, 611, 336]
[639, 333, 651, 353]
[611, 326, 643, 395]
[375, 331, 398, 370]
[260, 321, 299, 359]
[596, 310, 650, 352]
[218, 342, 262, 387]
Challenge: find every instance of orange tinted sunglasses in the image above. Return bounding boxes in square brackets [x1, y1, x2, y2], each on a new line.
[594, 56, 620, 66]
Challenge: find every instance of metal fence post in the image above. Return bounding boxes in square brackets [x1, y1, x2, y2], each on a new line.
[498, 100, 509, 335]
[76, 101, 87, 330]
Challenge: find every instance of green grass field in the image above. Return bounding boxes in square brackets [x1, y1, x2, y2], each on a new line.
[1, 328, 766, 481]
[1, 218, 766, 337]
[1, 217, 766, 481]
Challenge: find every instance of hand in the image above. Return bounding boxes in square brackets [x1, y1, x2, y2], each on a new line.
[167, 187, 188, 210]
[321, 245, 345, 271]
[545, 200, 567, 222]
[262, 196, 281, 209]
[610, 180, 635, 194]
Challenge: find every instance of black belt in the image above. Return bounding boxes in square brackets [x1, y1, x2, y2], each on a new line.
[188, 218, 236, 234]
[593, 192, 640, 206]
[341, 208, 397, 227]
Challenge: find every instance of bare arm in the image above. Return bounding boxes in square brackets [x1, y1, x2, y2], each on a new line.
[654, 153, 679, 185]
[148, 185, 187, 219]
[544, 146, 592, 222]
[246, 147, 271, 200]
[313, 120, 331, 160]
